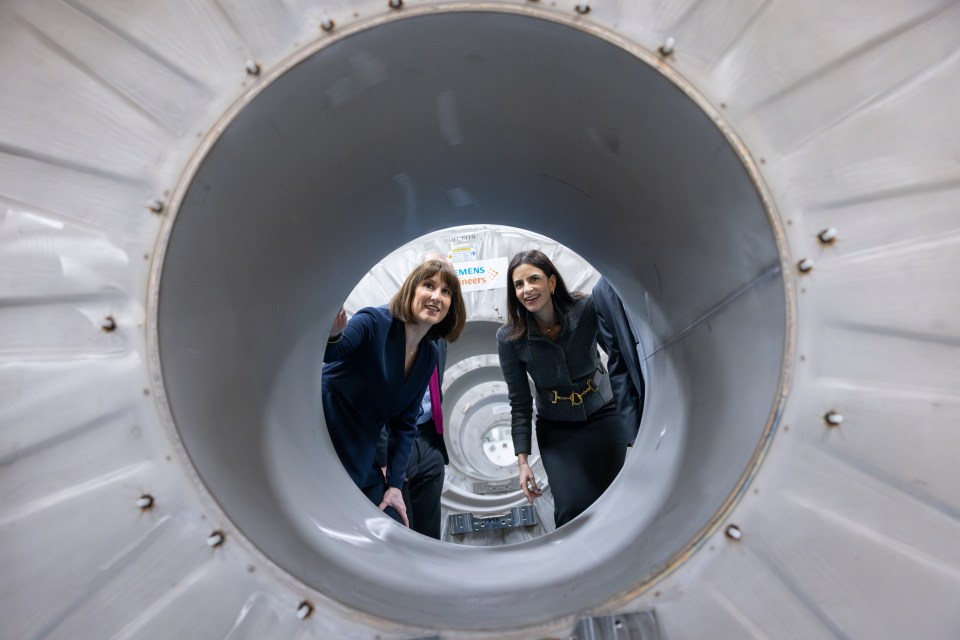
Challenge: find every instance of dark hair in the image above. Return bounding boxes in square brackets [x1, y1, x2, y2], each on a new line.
[504, 250, 583, 340]
[390, 259, 466, 341]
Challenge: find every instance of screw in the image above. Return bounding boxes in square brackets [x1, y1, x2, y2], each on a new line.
[245, 60, 261, 76]
[207, 530, 225, 547]
[659, 37, 676, 56]
[146, 199, 164, 213]
[797, 258, 814, 273]
[297, 601, 314, 620]
[320, 15, 334, 31]
[388, 0, 402, 8]
[824, 410, 843, 427]
[575, 2, 590, 14]
[101, 315, 117, 332]
[725, 524, 742, 541]
[136, 494, 154, 510]
[818, 227, 838, 244]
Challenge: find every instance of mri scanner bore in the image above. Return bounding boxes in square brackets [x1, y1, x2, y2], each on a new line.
[156, 10, 790, 627]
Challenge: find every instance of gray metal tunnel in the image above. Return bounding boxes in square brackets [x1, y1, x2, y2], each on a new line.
[1, 1, 958, 638]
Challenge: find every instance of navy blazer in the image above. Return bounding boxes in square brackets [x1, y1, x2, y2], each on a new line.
[373, 338, 449, 470]
[322, 307, 439, 489]
[593, 278, 645, 443]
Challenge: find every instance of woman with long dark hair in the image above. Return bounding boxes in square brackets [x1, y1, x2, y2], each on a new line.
[497, 250, 630, 527]
[323, 259, 466, 525]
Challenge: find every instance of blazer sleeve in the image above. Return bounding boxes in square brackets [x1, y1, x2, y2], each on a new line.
[594, 286, 642, 443]
[497, 329, 534, 455]
[323, 309, 376, 363]
[384, 399, 420, 488]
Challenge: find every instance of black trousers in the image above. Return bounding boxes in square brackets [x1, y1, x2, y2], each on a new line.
[402, 421, 446, 539]
[536, 401, 629, 528]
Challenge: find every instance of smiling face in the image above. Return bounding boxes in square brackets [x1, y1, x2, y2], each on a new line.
[512, 263, 557, 317]
[411, 273, 452, 327]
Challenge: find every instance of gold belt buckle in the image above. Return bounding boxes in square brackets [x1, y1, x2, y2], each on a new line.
[551, 380, 595, 406]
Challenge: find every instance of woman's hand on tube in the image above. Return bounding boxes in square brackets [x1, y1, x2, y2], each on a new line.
[379, 486, 409, 527]
[517, 454, 542, 503]
[329, 307, 347, 338]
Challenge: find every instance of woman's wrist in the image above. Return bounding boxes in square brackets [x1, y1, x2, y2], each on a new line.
[327, 332, 343, 343]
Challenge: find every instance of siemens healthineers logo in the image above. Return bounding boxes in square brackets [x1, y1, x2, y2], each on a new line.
[454, 257, 509, 293]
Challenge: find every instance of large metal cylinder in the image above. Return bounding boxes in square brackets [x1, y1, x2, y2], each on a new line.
[2, 1, 957, 638]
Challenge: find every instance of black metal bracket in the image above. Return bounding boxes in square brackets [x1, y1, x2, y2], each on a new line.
[447, 505, 538, 535]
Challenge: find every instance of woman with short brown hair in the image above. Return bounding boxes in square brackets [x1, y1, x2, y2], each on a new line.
[323, 259, 465, 525]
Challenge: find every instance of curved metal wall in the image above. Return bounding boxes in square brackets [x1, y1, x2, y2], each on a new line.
[1, 1, 958, 638]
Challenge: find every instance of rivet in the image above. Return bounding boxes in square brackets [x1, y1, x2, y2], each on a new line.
[146, 199, 164, 213]
[818, 227, 838, 244]
[797, 258, 814, 273]
[824, 410, 844, 427]
[320, 15, 334, 31]
[575, 2, 590, 14]
[297, 601, 314, 619]
[659, 37, 676, 56]
[102, 315, 117, 332]
[244, 60, 261, 76]
[207, 530, 225, 547]
[388, 0, 402, 9]
[725, 524, 742, 541]
[136, 494, 154, 510]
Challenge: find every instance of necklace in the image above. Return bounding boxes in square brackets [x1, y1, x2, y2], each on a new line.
[537, 320, 558, 335]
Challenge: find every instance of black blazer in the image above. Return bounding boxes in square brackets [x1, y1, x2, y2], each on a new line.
[496, 295, 613, 455]
[593, 278, 645, 443]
